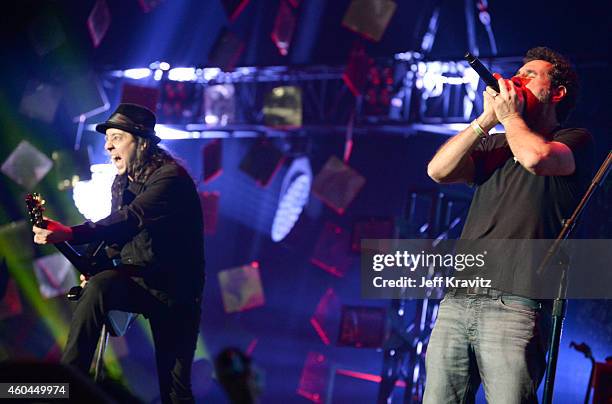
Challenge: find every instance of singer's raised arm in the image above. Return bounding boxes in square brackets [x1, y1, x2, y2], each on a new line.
[427, 108, 498, 184]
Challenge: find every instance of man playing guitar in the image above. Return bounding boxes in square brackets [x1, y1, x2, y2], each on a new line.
[32, 103, 205, 404]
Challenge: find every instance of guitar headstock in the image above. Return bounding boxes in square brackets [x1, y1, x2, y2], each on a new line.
[25, 193, 46, 228]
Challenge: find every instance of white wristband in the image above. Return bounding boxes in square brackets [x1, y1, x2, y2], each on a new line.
[471, 120, 488, 138]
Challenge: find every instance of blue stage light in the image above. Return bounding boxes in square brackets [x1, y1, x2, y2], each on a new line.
[271, 157, 311, 242]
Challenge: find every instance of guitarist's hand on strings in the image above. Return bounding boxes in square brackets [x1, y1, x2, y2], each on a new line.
[32, 217, 74, 245]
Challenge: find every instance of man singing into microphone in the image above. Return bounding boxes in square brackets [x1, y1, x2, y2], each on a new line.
[423, 47, 594, 402]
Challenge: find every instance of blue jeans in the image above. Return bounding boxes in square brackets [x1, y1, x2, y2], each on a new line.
[423, 291, 551, 404]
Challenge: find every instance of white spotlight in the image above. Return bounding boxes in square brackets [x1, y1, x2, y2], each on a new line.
[123, 68, 151, 80]
[72, 164, 117, 221]
[271, 157, 312, 242]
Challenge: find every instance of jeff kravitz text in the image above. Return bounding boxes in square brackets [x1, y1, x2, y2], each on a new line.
[372, 276, 491, 288]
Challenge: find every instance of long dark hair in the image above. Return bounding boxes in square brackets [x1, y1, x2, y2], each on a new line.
[110, 136, 176, 211]
[128, 136, 175, 183]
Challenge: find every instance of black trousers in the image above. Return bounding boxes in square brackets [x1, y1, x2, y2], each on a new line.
[61, 269, 201, 404]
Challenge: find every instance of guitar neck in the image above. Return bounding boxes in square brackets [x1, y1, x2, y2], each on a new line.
[54, 241, 95, 276]
[26, 192, 99, 277]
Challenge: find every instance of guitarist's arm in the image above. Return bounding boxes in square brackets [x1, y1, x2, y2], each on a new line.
[39, 165, 184, 246]
[32, 219, 74, 245]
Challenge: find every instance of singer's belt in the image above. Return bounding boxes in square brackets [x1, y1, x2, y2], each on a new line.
[449, 286, 504, 297]
[448, 287, 548, 310]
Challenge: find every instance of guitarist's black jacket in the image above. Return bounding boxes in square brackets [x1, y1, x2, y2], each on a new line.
[70, 162, 205, 306]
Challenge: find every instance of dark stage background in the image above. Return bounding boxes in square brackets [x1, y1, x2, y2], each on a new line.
[0, 0, 610, 403]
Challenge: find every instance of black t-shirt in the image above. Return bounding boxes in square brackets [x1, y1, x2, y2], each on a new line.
[457, 127, 595, 297]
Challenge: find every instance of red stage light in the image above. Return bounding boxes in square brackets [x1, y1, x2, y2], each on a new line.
[239, 138, 285, 187]
[138, 0, 164, 13]
[342, 41, 372, 97]
[309, 288, 340, 345]
[338, 305, 386, 348]
[0, 279, 23, 321]
[271, 0, 296, 56]
[310, 222, 353, 277]
[351, 217, 396, 252]
[199, 191, 220, 235]
[120, 83, 160, 114]
[208, 29, 245, 71]
[87, 0, 111, 48]
[297, 352, 329, 403]
[221, 0, 251, 21]
[202, 140, 223, 184]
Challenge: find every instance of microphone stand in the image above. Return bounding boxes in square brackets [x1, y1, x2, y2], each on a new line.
[538, 150, 612, 404]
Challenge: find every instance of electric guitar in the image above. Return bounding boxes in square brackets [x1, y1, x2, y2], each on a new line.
[26, 193, 136, 335]
[25, 192, 112, 299]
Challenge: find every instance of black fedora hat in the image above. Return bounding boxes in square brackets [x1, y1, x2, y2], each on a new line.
[95, 103, 161, 144]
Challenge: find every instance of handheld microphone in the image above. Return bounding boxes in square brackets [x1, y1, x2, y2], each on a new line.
[464, 52, 500, 93]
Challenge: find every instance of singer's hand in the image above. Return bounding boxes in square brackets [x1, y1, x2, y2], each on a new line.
[477, 87, 499, 130]
[476, 73, 503, 131]
[490, 77, 525, 127]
